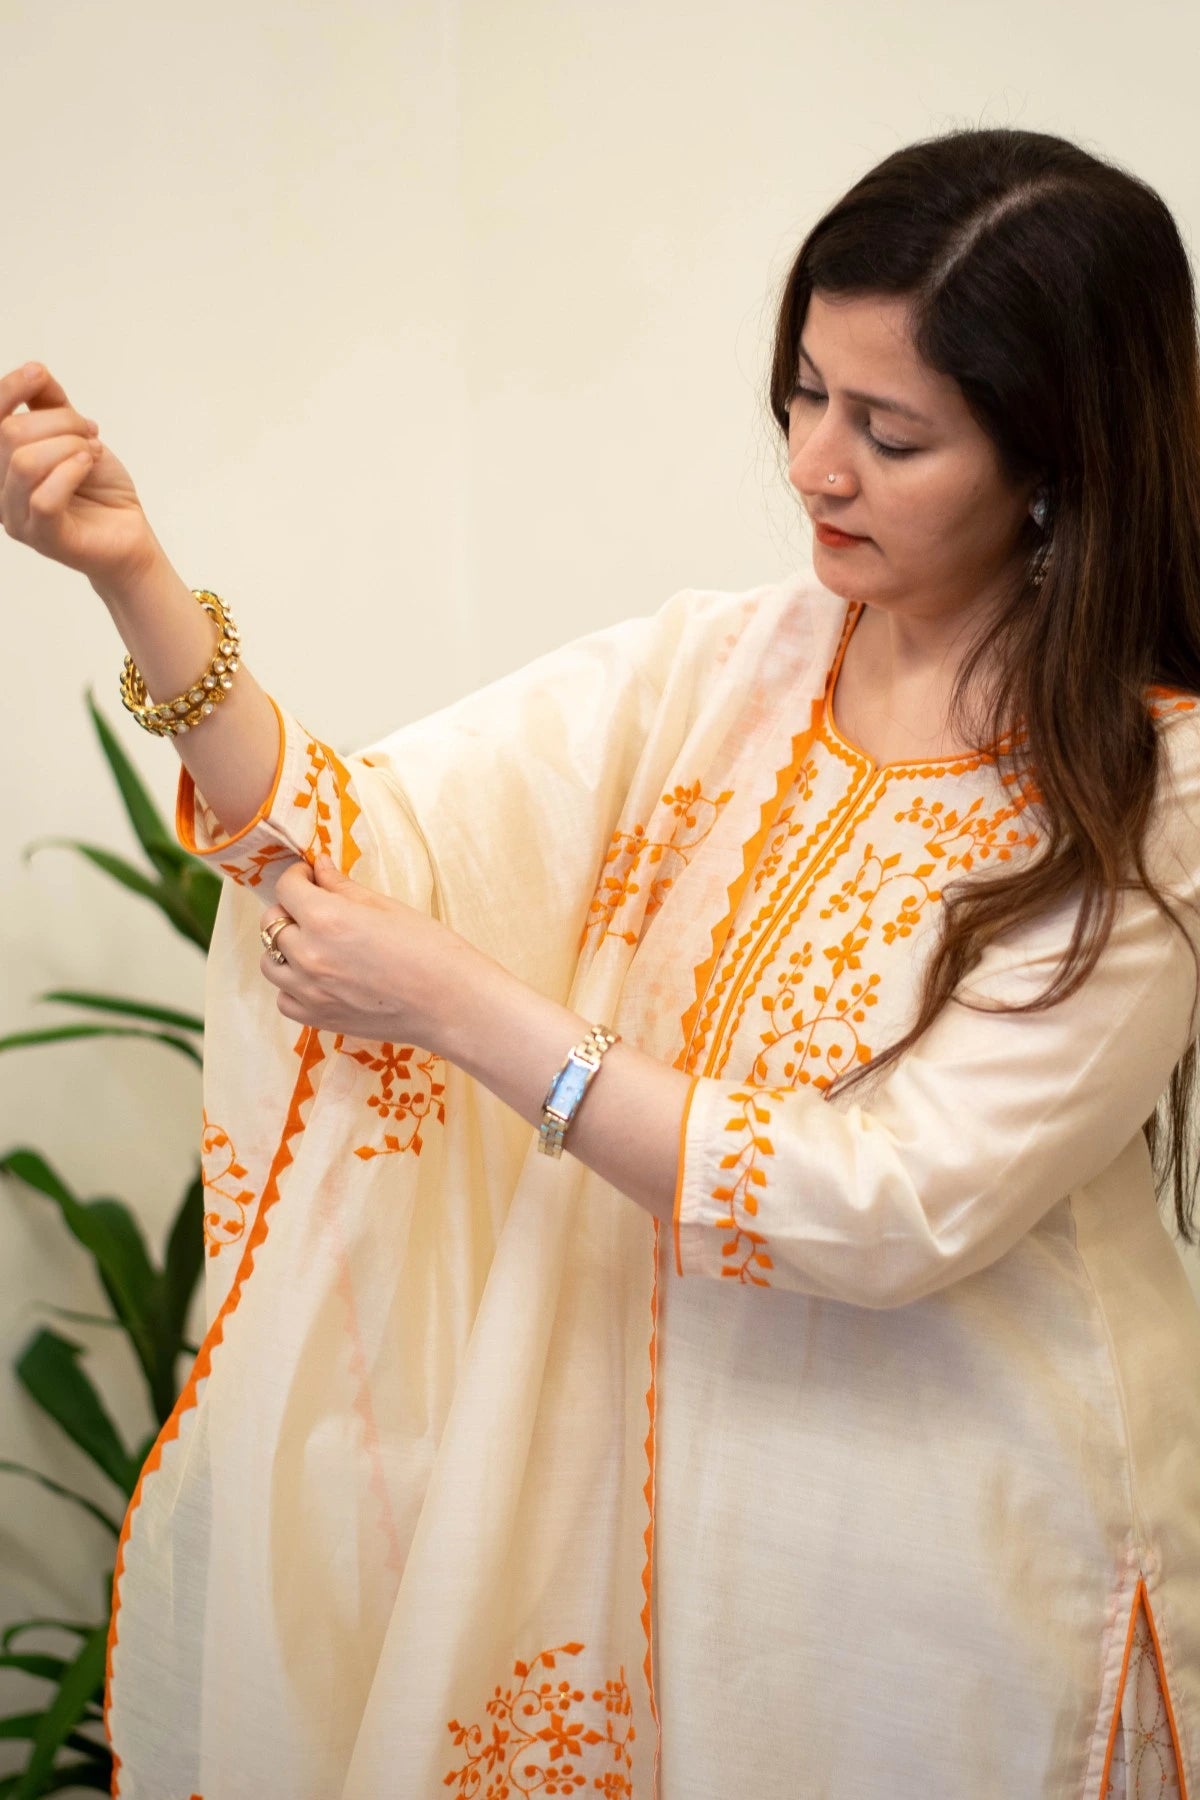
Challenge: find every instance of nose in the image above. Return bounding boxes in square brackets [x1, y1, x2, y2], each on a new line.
[788, 416, 861, 511]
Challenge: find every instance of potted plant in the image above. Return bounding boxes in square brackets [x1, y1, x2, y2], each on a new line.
[0, 688, 218, 1797]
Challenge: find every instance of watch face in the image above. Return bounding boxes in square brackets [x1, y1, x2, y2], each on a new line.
[549, 1059, 591, 1114]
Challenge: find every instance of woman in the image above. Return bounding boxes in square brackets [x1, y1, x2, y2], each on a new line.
[4, 125, 1197, 1798]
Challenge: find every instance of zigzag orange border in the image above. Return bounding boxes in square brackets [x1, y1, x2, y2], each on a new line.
[106, 713, 365, 1795]
[104, 1022, 328, 1795]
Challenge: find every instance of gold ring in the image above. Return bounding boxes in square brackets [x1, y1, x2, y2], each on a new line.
[260, 915, 295, 963]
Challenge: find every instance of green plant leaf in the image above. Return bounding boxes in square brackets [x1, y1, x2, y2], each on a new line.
[36, 991, 204, 1034]
[161, 1170, 204, 1364]
[15, 1332, 138, 1495]
[83, 687, 176, 861]
[0, 1762, 111, 1796]
[20, 838, 211, 951]
[0, 1655, 66, 1683]
[35, 1307, 122, 1332]
[7, 1624, 107, 1800]
[0, 1624, 92, 1655]
[20, 838, 161, 901]
[1, 1153, 163, 1396]
[0, 1023, 202, 1067]
[0, 1463, 121, 1537]
[0, 1716, 106, 1761]
[19, 689, 223, 952]
[183, 871, 222, 944]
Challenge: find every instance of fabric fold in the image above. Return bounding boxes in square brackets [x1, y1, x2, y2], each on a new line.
[105, 574, 843, 1798]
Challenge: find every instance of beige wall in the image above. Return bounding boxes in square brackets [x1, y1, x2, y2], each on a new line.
[3, 0, 1199, 1748]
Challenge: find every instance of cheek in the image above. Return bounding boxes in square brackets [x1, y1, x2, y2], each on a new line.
[885, 463, 989, 549]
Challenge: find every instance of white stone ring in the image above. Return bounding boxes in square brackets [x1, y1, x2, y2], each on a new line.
[260, 914, 296, 965]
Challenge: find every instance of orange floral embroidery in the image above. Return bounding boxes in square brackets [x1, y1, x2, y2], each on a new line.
[750, 756, 819, 897]
[205, 726, 367, 886]
[200, 1111, 256, 1255]
[750, 942, 879, 1093]
[891, 792, 1040, 873]
[581, 781, 733, 951]
[291, 733, 340, 860]
[334, 1039, 447, 1161]
[711, 593, 759, 669]
[711, 784, 1042, 1275]
[781, 790, 1039, 1072]
[444, 1643, 635, 1797]
[709, 1086, 784, 1285]
[215, 837, 296, 890]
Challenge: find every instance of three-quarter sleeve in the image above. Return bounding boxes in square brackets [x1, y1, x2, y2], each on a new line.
[672, 709, 1200, 1307]
[176, 694, 335, 875]
[172, 583, 727, 939]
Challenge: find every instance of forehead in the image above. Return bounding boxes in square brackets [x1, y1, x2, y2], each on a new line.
[799, 291, 967, 418]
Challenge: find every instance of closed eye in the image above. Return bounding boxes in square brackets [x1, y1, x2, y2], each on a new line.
[788, 383, 917, 460]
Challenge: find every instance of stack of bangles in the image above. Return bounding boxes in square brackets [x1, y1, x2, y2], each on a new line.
[118, 585, 620, 1159]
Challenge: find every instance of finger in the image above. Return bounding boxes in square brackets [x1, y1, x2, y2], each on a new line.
[16, 446, 100, 534]
[272, 860, 319, 911]
[261, 917, 306, 966]
[0, 363, 72, 427]
[0, 403, 98, 449]
[259, 943, 307, 988]
[2, 434, 102, 536]
[258, 948, 288, 986]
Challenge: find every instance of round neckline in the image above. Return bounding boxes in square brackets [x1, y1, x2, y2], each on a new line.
[823, 600, 1000, 775]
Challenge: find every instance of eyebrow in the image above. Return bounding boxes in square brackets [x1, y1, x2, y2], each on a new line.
[796, 341, 933, 428]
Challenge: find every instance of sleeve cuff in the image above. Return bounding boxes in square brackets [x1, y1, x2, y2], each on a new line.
[175, 693, 373, 888]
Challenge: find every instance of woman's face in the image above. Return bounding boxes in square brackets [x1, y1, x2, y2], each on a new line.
[786, 290, 1039, 626]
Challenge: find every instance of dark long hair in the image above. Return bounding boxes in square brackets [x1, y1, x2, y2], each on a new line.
[768, 126, 1200, 1240]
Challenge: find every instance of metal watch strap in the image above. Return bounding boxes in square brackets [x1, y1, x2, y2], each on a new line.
[537, 1024, 620, 1158]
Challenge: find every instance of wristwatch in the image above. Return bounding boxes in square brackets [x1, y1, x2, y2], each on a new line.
[537, 1024, 621, 1157]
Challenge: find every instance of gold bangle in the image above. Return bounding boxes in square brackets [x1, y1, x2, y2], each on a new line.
[119, 588, 242, 737]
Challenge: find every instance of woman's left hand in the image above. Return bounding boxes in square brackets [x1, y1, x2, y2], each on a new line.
[257, 853, 481, 1055]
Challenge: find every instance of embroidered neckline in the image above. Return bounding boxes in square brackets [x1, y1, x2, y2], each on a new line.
[822, 601, 1000, 776]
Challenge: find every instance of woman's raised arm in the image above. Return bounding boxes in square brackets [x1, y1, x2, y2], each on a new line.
[1, 360, 281, 840]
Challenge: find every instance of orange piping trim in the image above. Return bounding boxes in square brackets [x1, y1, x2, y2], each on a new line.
[1098, 1576, 1143, 1800]
[675, 602, 860, 1077]
[176, 693, 288, 854]
[648, 637, 839, 1781]
[104, 1022, 329, 1795]
[671, 1075, 700, 1277]
[640, 1218, 661, 1785]
[675, 694, 825, 1078]
[1142, 1581, 1190, 1799]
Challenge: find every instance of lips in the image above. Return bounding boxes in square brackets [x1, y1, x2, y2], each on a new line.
[814, 521, 868, 546]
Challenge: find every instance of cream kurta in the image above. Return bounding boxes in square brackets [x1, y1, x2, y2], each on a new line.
[657, 600, 1199, 1795]
[101, 579, 1200, 1800]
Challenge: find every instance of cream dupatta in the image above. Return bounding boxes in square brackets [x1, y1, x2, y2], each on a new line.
[102, 575, 847, 1798]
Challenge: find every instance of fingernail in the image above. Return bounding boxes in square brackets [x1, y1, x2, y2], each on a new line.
[23, 362, 42, 378]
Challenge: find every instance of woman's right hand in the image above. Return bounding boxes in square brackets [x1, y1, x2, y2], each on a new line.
[0, 361, 161, 589]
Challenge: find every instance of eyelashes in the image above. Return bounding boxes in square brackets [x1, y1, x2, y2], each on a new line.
[787, 383, 917, 460]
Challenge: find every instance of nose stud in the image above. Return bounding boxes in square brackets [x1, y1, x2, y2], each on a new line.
[826, 474, 837, 483]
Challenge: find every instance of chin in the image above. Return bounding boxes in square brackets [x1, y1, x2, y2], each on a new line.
[811, 551, 871, 603]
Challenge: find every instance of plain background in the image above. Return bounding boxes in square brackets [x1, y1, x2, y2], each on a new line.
[3, 0, 1200, 1760]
